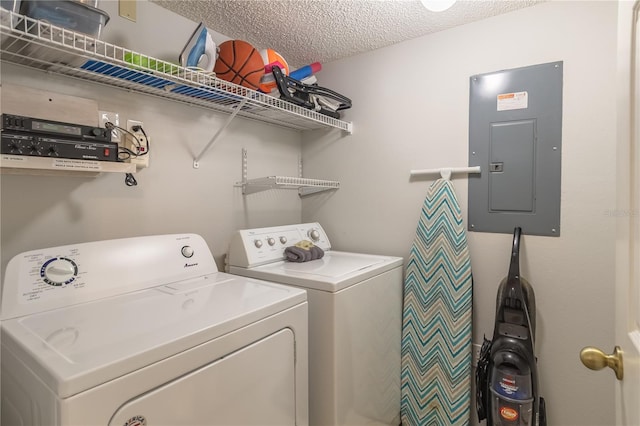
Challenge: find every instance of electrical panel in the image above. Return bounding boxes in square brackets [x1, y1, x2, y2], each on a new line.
[468, 61, 563, 236]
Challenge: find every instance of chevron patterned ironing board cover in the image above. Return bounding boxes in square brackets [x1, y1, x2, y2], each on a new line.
[401, 178, 472, 425]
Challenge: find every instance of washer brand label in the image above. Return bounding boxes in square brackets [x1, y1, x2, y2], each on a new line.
[500, 406, 519, 421]
[184, 262, 198, 268]
[124, 416, 146, 426]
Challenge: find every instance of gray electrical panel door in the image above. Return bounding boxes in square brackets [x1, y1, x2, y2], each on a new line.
[468, 61, 562, 236]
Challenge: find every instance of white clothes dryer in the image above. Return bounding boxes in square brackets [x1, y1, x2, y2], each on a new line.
[1, 234, 308, 426]
[227, 223, 403, 426]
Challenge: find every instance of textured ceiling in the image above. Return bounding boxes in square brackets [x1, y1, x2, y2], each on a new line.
[152, 0, 544, 68]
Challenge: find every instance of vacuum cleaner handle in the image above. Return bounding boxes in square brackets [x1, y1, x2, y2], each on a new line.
[503, 227, 536, 348]
[508, 226, 522, 283]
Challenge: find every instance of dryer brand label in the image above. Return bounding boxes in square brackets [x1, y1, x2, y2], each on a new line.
[124, 416, 147, 426]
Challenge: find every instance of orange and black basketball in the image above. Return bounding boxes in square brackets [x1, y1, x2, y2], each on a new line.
[214, 40, 265, 90]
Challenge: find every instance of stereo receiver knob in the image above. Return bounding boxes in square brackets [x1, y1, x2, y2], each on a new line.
[47, 146, 59, 157]
[27, 142, 42, 156]
[7, 141, 24, 154]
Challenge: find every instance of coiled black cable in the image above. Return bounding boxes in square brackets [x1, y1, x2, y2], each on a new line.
[475, 337, 492, 422]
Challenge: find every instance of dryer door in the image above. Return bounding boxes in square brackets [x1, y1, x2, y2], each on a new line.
[109, 329, 296, 426]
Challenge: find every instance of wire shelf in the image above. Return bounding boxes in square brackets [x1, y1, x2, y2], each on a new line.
[241, 176, 341, 196]
[0, 9, 353, 133]
[236, 149, 340, 196]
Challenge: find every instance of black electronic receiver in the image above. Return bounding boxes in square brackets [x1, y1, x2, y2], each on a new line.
[1, 114, 118, 162]
[2, 114, 111, 141]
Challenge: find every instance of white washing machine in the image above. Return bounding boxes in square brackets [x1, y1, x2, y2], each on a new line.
[1, 233, 308, 426]
[227, 223, 403, 426]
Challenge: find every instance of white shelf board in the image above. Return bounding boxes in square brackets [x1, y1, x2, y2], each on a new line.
[1, 155, 136, 177]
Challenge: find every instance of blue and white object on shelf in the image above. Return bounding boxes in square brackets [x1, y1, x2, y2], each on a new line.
[179, 22, 217, 72]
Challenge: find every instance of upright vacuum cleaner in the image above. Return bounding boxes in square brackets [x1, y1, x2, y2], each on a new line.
[476, 227, 546, 426]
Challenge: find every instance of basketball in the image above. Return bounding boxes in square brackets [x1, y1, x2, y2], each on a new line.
[259, 49, 289, 93]
[214, 40, 265, 90]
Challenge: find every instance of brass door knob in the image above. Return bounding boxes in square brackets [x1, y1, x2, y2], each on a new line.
[580, 346, 624, 380]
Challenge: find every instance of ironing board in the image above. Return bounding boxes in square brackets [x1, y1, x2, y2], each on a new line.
[401, 178, 473, 426]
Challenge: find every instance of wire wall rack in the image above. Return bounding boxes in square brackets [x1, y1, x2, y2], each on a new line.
[241, 176, 341, 196]
[236, 148, 340, 196]
[0, 9, 353, 133]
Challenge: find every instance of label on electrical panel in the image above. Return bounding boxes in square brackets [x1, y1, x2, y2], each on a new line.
[497, 91, 528, 111]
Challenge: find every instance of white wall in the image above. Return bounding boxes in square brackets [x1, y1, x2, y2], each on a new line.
[99, 0, 230, 63]
[0, 1, 620, 424]
[302, 1, 617, 425]
[0, 0, 303, 276]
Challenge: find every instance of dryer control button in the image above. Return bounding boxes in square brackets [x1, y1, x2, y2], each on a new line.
[267, 237, 276, 246]
[279, 236, 287, 244]
[308, 229, 320, 241]
[254, 239, 263, 248]
[181, 245, 194, 258]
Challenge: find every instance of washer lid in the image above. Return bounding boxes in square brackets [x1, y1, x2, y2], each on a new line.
[231, 251, 403, 292]
[1, 272, 306, 398]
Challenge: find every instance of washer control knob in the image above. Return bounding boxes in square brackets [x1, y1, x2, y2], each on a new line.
[254, 239, 263, 248]
[267, 237, 276, 246]
[308, 229, 320, 242]
[279, 236, 287, 244]
[41, 258, 78, 286]
[181, 245, 194, 258]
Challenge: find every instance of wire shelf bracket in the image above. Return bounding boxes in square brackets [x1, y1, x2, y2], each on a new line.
[193, 99, 248, 168]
